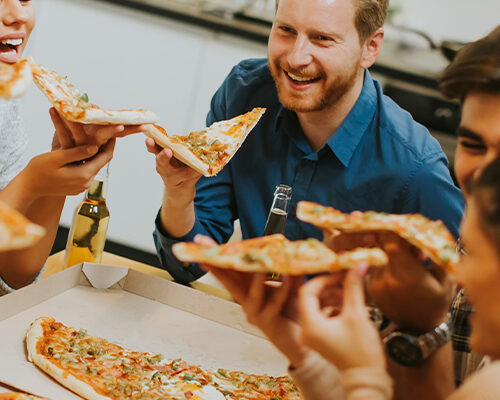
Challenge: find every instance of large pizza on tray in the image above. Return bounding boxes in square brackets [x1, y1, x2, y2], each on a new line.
[144, 108, 266, 177]
[26, 317, 302, 400]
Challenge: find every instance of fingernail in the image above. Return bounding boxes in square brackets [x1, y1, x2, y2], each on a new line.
[118, 126, 125, 132]
[356, 262, 370, 278]
[87, 145, 98, 154]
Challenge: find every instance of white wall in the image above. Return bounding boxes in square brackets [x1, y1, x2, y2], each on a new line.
[24, 0, 266, 252]
[390, 0, 499, 44]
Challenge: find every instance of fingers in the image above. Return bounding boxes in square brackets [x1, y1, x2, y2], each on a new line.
[91, 124, 147, 146]
[145, 137, 163, 155]
[81, 139, 116, 172]
[58, 113, 88, 146]
[342, 264, 369, 313]
[154, 147, 201, 184]
[246, 274, 267, 316]
[204, 266, 250, 304]
[194, 234, 217, 247]
[52, 144, 99, 165]
[50, 108, 73, 149]
[298, 275, 332, 324]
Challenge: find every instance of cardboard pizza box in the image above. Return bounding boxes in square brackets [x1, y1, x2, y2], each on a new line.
[0, 263, 288, 399]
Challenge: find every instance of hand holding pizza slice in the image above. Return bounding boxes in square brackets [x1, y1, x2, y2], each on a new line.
[296, 201, 459, 273]
[173, 233, 388, 275]
[144, 107, 266, 176]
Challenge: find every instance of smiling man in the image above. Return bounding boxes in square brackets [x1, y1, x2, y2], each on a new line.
[149, 0, 464, 284]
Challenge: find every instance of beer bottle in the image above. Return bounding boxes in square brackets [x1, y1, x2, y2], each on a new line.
[64, 163, 110, 269]
[263, 184, 292, 280]
[263, 184, 292, 236]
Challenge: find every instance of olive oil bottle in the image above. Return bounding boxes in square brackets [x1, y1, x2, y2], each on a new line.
[64, 164, 110, 269]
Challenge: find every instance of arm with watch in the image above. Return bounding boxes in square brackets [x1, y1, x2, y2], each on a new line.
[320, 230, 456, 400]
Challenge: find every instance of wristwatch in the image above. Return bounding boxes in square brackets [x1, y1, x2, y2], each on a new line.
[383, 314, 453, 366]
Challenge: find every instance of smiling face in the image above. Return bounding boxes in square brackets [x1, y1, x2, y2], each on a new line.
[457, 197, 500, 357]
[454, 92, 500, 193]
[0, 0, 35, 64]
[268, 0, 368, 113]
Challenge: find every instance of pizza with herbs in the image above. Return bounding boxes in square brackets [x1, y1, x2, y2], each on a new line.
[26, 317, 302, 400]
[0, 202, 45, 252]
[173, 234, 388, 274]
[144, 108, 266, 176]
[30, 63, 158, 125]
[0, 58, 32, 99]
[296, 201, 459, 272]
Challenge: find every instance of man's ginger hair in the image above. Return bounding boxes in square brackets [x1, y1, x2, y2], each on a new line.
[275, 0, 389, 44]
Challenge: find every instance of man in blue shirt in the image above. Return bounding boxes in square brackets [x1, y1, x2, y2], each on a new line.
[147, 0, 464, 285]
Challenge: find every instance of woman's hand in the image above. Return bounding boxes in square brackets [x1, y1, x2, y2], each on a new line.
[299, 264, 386, 371]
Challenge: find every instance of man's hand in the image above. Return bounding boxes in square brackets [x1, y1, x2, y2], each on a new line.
[195, 235, 309, 367]
[325, 230, 455, 332]
[299, 265, 386, 371]
[145, 137, 202, 208]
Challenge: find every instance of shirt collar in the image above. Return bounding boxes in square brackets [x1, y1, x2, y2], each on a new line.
[273, 70, 377, 164]
[327, 70, 377, 167]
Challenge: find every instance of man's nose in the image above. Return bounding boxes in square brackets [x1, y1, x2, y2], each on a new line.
[287, 35, 313, 69]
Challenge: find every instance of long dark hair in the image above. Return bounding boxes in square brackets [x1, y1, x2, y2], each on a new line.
[440, 26, 500, 101]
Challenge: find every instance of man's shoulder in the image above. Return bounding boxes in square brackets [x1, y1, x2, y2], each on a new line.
[224, 58, 275, 94]
[376, 92, 444, 162]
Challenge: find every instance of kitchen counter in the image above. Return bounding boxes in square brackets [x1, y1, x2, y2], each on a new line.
[94, 0, 451, 89]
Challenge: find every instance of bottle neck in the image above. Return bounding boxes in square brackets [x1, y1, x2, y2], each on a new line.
[270, 193, 289, 213]
[86, 180, 107, 202]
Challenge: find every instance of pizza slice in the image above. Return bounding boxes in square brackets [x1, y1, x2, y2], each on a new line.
[31, 63, 158, 125]
[144, 107, 266, 176]
[0, 202, 45, 252]
[0, 394, 46, 400]
[0, 58, 32, 99]
[296, 201, 459, 272]
[26, 317, 301, 400]
[173, 233, 388, 274]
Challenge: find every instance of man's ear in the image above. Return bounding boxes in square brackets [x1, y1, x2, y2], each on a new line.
[360, 28, 384, 69]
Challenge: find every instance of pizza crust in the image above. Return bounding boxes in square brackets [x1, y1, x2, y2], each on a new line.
[144, 124, 210, 176]
[144, 108, 266, 177]
[0, 59, 32, 99]
[0, 393, 45, 400]
[297, 201, 459, 272]
[31, 63, 158, 125]
[26, 317, 111, 400]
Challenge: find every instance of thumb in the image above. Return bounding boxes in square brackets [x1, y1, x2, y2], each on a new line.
[52, 144, 99, 165]
[342, 263, 369, 313]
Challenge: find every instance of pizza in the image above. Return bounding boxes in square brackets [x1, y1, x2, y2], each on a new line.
[26, 317, 302, 400]
[296, 201, 459, 272]
[144, 108, 266, 176]
[173, 233, 388, 274]
[0, 393, 45, 400]
[0, 202, 45, 252]
[0, 58, 32, 99]
[30, 63, 158, 125]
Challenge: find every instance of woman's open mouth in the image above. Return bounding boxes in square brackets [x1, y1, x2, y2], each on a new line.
[0, 38, 23, 64]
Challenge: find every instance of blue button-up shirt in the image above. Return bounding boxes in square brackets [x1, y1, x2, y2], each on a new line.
[154, 58, 464, 283]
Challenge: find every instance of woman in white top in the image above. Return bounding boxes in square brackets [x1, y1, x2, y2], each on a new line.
[0, 0, 145, 295]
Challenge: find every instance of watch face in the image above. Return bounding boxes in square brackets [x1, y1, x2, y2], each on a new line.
[387, 335, 423, 366]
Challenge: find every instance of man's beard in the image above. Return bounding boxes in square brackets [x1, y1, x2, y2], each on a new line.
[269, 60, 359, 113]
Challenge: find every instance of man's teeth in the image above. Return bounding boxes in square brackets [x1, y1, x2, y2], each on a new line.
[1, 39, 22, 46]
[287, 72, 318, 82]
